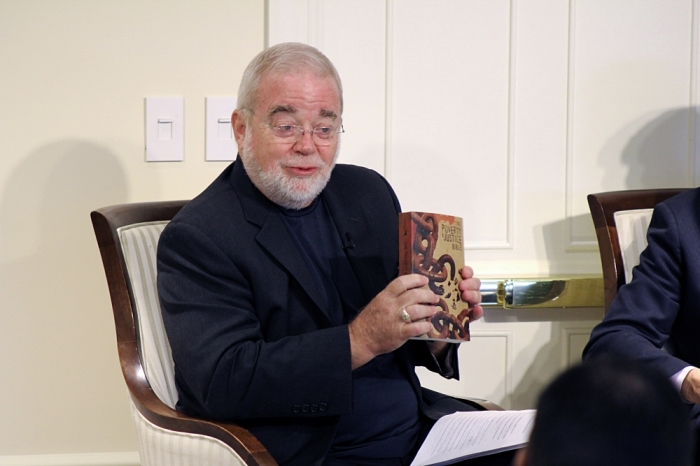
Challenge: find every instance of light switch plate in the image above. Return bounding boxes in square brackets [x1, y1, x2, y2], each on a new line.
[145, 97, 184, 162]
[205, 97, 237, 161]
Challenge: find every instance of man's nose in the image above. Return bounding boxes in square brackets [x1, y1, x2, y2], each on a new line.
[294, 130, 317, 154]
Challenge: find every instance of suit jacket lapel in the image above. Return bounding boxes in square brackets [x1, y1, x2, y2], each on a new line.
[322, 186, 387, 304]
[230, 160, 331, 324]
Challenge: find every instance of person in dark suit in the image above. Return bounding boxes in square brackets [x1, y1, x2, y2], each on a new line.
[157, 42, 509, 466]
[583, 188, 700, 442]
[513, 358, 694, 466]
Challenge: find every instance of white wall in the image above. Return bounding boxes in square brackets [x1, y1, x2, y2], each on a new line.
[270, 0, 699, 275]
[0, 0, 264, 461]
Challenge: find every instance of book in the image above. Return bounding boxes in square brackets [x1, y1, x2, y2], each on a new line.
[410, 409, 536, 466]
[399, 212, 469, 342]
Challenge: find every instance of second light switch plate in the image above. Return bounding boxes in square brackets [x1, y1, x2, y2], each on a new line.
[206, 97, 237, 161]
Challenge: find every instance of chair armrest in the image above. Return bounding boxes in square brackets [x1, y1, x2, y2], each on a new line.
[121, 342, 278, 466]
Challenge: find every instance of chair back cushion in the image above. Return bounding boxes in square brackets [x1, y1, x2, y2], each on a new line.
[118, 221, 178, 409]
[613, 208, 654, 284]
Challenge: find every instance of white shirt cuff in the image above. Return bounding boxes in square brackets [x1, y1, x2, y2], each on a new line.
[672, 366, 696, 402]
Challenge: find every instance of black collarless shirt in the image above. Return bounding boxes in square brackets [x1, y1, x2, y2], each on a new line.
[278, 198, 422, 464]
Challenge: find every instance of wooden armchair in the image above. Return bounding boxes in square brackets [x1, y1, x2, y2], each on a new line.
[92, 200, 503, 465]
[587, 189, 688, 312]
[91, 201, 277, 466]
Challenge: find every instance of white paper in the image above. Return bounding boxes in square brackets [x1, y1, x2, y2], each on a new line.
[411, 409, 536, 466]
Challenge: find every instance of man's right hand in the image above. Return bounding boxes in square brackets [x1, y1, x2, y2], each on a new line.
[347, 274, 439, 369]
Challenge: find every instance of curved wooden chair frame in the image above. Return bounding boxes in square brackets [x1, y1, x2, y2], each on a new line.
[91, 201, 277, 466]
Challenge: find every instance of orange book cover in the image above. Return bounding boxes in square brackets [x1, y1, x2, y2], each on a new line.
[399, 212, 470, 342]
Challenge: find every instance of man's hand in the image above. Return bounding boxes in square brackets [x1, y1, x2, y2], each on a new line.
[681, 368, 700, 403]
[427, 266, 485, 358]
[459, 265, 484, 323]
[348, 274, 439, 369]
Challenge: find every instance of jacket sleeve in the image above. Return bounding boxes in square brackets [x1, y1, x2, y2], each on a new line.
[583, 201, 689, 379]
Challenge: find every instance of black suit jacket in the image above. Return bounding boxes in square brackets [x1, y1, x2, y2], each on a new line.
[583, 187, 700, 427]
[157, 159, 465, 465]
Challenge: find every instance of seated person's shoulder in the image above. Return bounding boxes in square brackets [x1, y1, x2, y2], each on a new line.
[661, 186, 700, 211]
[330, 164, 392, 191]
[647, 188, 700, 232]
[168, 168, 242, 230]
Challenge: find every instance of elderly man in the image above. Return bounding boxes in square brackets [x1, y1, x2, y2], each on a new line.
[158, 42, 506, 466]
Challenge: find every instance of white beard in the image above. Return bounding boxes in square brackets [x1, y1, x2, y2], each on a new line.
[240, 131, 339, 210]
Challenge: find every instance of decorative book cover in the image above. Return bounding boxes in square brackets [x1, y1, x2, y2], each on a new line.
[399, 212, 470, 342]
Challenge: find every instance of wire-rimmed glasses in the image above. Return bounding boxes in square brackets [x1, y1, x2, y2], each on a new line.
[266, 123, 344, 146]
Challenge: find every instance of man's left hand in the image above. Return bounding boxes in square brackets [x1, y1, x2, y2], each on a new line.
[459, 266, 484, 322]
[428, 266, 484, 357]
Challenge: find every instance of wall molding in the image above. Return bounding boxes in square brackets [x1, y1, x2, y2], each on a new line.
[384, 0, 394, 182]
[564, 0, 597, 251]
[504, 0, 517, 251]
[471, 330, 514, 407]
[561, 326, 594, 366]
[0, 453, 139, 466]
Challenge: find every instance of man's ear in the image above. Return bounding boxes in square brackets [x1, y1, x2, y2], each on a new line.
[512, 447, 528, 466]
[231, 109, 247, 149]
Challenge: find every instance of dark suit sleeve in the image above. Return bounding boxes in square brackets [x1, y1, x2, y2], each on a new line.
[583, 201, 689, 379]
[158, 220, 354, 422]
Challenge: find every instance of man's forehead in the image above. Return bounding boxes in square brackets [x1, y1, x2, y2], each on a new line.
[257, 71, 341, 115]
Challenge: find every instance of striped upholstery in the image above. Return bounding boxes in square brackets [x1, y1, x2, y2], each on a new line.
[119, 221, 246, 466]
[130, 397, 246, 466]
[119, 221, 178, 408]
[614, 208, 654, 284]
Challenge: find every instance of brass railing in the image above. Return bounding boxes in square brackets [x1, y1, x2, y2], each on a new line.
[480, 276, 604, 309]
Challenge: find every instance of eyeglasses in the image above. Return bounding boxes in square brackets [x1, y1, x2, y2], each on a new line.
[266, 123, 345, 146]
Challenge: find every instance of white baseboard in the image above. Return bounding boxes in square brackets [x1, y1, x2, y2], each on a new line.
[0, 453, 139, 466]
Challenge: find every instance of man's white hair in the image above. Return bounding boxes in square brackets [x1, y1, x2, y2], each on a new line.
[236, 42, 343, 121]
